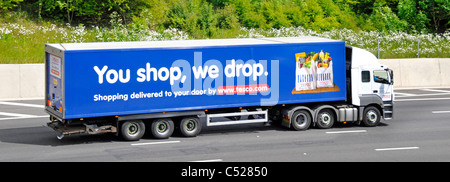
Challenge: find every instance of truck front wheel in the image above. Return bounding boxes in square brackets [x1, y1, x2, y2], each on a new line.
[120, 120, 145, 141]
[151, 119, 174, 139]
[362, 106, 381, 127]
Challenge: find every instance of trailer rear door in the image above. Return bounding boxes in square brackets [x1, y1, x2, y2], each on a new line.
[45, 46, 64, 119]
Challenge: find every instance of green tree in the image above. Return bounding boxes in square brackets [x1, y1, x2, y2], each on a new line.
[198, 2, 218, 37]
[350, 0, 375, 14]
[419, 0, 450, 32]
[37, 0, 144, 25]
[369, 4, 407, 31]
[0, 0, 23, 12]
[166, 0, 219, 38]
[216, 3, 239, 29]
[350, 0, 399, 15]
[398, 0, 428, 32]
[260, 0, 290, 29]
[231, 0, 267, 28]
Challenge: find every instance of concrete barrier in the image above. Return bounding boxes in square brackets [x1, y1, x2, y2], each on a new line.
[0, 64, 44, 100]
[379, 58, 450, 88]
[0, 58, 449, 100]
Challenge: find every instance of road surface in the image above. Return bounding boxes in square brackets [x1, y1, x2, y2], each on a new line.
[0, 88, 450, 162]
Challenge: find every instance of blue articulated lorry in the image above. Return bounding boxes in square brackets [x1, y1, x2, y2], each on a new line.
[45, 37, 394, 141]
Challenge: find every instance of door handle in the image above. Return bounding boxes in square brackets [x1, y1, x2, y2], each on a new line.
[373, 90, 378, 93]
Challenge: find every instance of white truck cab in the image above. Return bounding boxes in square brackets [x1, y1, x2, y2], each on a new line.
[349, 46, 394, 123]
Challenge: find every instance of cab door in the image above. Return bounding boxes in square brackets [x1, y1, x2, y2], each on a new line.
[360, 70, 373, 95]
[372, 70, 393, 101]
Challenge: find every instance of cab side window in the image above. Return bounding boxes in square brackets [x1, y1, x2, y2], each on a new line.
[373, 70, 389, 84]
[362, 71, 370, 82]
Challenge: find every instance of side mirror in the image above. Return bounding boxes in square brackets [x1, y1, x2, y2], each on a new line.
[389, 69, 394, 85]
[389, 69, 393, 80]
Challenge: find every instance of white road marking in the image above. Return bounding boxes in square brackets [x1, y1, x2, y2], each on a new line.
[0, 111, 36, 117]
[395, 92, 450, 98]
[131, 140, 181, 146]
[189, 159, 223, 162]
[432, 111, 450, 114]
[396, 97, 450, 102]
[394, 92, 417, 96]
[395, 89, 450, 98]
[0, 115, 48, 121]
[420, 88, 450, 93]
[0, 101, 44, 108]
[375, 147, 419, 151]
[0, 101, 48, 121]
[326, 130, 367, 134]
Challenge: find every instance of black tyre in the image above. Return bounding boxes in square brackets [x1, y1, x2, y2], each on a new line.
[120, 120, 145, 141]
[362, 106, 381, 127]
[179, 117, 202, 137]
[151, 119, 174, 139]
[291, 110, 311, 131]
[316, 109, 335, 129]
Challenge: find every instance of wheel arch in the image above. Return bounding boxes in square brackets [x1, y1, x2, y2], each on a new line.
[361, 104, 382, 127]
[312, 105, 338, 126]
[359, 103, 383, 121]
[282, 106, 314, 128]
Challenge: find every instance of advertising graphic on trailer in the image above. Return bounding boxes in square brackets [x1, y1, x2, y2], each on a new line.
[294, 50, 339, 94]
[46, 41, 346, 119]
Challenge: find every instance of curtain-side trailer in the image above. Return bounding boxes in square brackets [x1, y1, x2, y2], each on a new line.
[45, 37, 394, 140]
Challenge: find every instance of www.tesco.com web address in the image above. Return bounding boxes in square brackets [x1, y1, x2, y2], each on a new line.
[217, 84, 269, 95]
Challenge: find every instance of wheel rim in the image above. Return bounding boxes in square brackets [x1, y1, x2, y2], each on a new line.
[128, 123, 139, 136]
[185, 120, 196, 132]
[319, 112, 331, 125]
[157, 121, 168, 133]
[366, 110, 378, 123]
[295, 113, 308, 127]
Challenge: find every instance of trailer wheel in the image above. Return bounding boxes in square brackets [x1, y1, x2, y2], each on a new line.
[151, 119, 174, 139]
[291, 110, 311, 131]
[120, 120, 145, 141]
[316, 109, 335, 129]
[179, 117, 202, 137]
[362, 106, 381, 127]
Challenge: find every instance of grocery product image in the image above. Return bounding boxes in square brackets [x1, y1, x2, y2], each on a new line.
[295, 52, 316, 91]
[293, 50, 339, 94]
[316, 50, 334, 88]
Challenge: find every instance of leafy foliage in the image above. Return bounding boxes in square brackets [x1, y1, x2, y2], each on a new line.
[0, 0, 23, 11]
[1, 0, 449, 63]
[33, 0, 146, 26]
[369, 4, 407, 31]
[418, 0, 450, 32]
[3, 0, 449, 34]
[398, 0, 429, 32]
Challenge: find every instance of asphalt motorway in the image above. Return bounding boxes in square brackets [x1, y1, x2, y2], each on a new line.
[1, 88, 450, 162]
